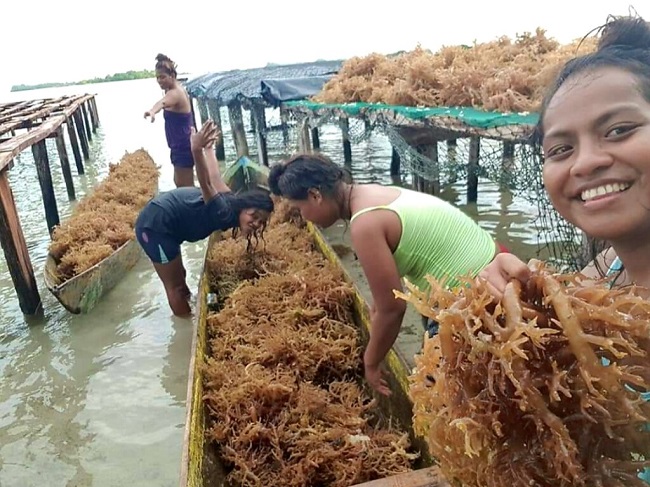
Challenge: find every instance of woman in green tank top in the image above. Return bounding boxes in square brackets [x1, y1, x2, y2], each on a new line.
[269, 153, 503, 396]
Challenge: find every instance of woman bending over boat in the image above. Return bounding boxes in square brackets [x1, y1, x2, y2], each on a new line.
[144, 53, 195, 188]
[136, 120, 274, 316]
[479, 15, 650, 483]
[269, 153, 506, 396]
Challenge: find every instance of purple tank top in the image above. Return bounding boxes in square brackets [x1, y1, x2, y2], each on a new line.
[163, 110, 193, 152]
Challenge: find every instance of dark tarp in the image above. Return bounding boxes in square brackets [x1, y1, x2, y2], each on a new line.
[185, 60, 342, 107]
[260, 75, 334, 106]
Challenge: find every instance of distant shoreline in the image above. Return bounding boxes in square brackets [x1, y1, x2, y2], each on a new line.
[11, 69, 156, 92]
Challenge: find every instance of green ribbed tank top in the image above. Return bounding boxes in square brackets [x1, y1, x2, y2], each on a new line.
[350, 187, 496, 290]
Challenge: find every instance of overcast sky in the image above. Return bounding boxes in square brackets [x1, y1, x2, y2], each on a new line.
[1, 0, 646, 93]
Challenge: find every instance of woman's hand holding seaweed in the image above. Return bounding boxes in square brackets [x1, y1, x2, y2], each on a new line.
[479, 253, 531, 299]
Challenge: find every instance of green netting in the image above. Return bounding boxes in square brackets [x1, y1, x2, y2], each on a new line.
[284, 101, 539, 129]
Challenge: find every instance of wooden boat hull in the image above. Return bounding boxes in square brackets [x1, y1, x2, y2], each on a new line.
[180, 157, 444, 487]
[44, 238, 144, 314]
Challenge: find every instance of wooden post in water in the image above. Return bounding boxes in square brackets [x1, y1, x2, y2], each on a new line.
[339, 117, 352, 164]
[196, 98, 209, 125]
[91, 97, 100, 127]
[251, 102, 269, 166]
[447, 139, 458, 165]
[0, 170, 41, 314]
[390, 147, 401, 176]
[501, 141, 515, 188]
[87, 99, 98, 131]
[467, 137, 480, 203]
[54, 127, 75, 201]
[418, 143, 440, 195]
[73, 109, 90, 160]
[81, 103, 92, 141]
[227, 102, 249, 158]
[66, 116, 84, 174]
[279, 106, 290, 148]
[311, 127, 320, 150]
[31, 140, 60, 234]
[206, 100, 225, 161]
[189, 96, 198, 129]
[298, 120, 312, 153]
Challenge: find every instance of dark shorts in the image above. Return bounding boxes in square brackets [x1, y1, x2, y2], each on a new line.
[135, 226, 181, 264]
[170, 147, 194, 168]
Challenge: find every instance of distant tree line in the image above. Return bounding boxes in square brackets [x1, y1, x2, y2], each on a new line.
[11, 69, 156, 92]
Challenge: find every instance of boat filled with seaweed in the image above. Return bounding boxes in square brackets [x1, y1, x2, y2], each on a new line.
[180, 157, 442, 487]
[43, 149, 159, 314]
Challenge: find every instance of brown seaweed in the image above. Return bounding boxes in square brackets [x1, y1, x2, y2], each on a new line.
[398, 262, 650, 487]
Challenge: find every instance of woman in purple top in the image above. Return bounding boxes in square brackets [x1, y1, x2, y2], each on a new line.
[144, 53, 195, 188]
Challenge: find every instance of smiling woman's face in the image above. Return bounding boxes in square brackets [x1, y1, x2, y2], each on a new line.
[541, 67, 650, 243]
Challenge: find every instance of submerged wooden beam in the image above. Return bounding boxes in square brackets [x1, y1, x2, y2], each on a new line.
[31, 140, 60, 234]
[54, 127, 75, 200]
[0, 170, 41, 314]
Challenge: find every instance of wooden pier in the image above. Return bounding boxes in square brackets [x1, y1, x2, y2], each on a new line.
[0, 94, 99, 315]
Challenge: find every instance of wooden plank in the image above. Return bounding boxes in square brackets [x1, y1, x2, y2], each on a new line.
[31, 140, 60, 234]
[54, 127, 75, 200]
[0, 115, 67, 172]
[350, 467, 449, 487]
[0, 170, 41, 314]
[66, 116, 84, 175]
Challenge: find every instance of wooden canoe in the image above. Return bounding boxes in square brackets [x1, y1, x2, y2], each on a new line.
[43, 238, 144, 314]
[179, 156, 449, 487]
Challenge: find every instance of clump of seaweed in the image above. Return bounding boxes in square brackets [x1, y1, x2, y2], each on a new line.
[315, 30, 598, 112]
[398, 261, 650, 487]
[48, 149, 158, 283]
[202, 198, 419, 486]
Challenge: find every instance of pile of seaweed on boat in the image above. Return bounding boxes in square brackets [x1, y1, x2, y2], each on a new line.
[399, 261, 650, 487]
[314, 30, 598, 112]
[48, 149, 158, 283]
[202, 199, 419, 487]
